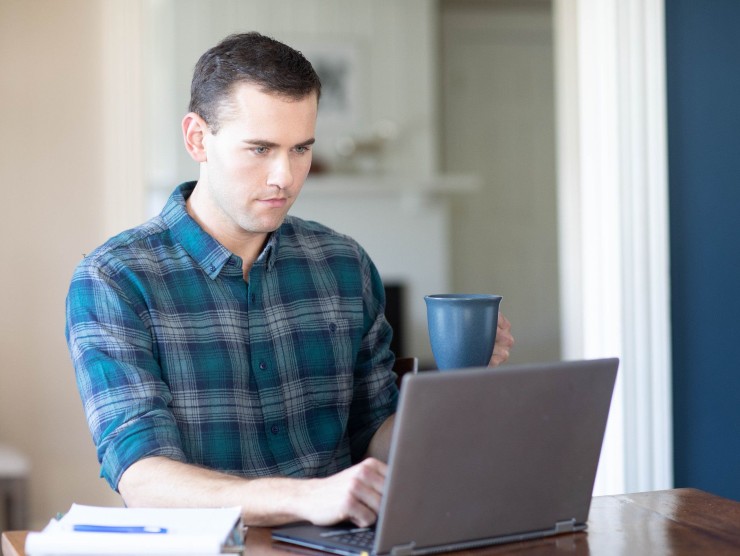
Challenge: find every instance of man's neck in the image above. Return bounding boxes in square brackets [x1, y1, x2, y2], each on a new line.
[185, 186, 268, 279]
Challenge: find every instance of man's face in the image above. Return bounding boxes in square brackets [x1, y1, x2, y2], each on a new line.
[198, 83, 317, 239]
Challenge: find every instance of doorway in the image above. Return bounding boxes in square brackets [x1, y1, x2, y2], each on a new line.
[440, 0, 559, 364]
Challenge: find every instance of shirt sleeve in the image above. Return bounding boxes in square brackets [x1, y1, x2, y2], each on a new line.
[347, 247, 399, 462]
[65, 255, 187, 490]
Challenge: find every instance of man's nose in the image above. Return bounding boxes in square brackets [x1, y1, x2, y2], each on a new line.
[268, 154, 293, 190]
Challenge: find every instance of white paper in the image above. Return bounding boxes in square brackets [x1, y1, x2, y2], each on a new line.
[25, 504, 242, 555]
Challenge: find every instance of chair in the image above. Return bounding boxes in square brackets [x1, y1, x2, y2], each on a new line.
[393, 356, 419, 389]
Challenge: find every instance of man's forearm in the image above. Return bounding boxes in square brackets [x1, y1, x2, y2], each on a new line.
[365, 414, 395, 462]
[118, 455, 387, 527]
[119, 456, 317, 526]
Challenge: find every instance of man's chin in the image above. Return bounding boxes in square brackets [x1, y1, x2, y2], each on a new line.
[241, 215, 288, 235]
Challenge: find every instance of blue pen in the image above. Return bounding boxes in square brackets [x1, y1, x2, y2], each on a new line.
[73, 524, 168, 534]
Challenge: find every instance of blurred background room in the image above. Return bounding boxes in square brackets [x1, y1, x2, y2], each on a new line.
[1, 0, 738, 533]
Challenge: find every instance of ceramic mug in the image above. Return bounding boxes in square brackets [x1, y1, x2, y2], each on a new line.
[424, 293, 503, 370]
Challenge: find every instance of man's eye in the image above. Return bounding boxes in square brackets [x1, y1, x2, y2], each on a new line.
[295, 146, 310, 154]
[252, 146, 269, 154]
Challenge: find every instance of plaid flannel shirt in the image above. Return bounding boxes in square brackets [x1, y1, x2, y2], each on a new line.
[66, 182, 398, 489]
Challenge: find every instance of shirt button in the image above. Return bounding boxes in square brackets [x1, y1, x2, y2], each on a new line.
[251, 293, 256, 303]
[259, 362, 267, 370]
[329, 322, 337, 332]
[209, 265, 216, 272]
[271, 425, 280, 435]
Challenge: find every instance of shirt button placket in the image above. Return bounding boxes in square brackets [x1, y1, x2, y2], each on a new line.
[247, 264, 288, 465]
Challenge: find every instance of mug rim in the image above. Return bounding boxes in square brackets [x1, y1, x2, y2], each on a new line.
[425, 293, 502, 301]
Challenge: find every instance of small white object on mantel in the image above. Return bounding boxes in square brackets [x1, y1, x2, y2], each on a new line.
[302, 173, 481, 212]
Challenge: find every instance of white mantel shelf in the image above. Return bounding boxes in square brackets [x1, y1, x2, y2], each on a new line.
[302, 173, 481, 197]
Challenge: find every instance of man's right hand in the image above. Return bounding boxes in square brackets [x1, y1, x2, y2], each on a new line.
[119, 455, 388, 528]
[296, 458, 387, 528]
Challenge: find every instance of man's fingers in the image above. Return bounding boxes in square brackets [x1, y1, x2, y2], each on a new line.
[490, 312, 515, 367]
[303, 458, 388, 527]
[498, 312, 511, 331]
[347, 459, 386, 521]
[490, 348, 510, 367]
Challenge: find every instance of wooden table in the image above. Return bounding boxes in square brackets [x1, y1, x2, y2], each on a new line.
[4, 488, 740, 555]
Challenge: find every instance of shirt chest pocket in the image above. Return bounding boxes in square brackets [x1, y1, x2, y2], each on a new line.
[288, 316, 354, 406]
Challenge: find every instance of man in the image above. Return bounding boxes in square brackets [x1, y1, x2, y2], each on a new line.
[66, 32, 514, 528]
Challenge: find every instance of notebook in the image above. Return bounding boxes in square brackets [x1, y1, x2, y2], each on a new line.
[25, 504, 243, 555]
[273, 358, 619, 556]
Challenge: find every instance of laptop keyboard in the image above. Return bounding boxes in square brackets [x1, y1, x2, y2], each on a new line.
[331, 528, 376, 549]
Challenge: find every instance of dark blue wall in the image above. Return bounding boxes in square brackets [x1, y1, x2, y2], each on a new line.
[666, 0, 740, 501]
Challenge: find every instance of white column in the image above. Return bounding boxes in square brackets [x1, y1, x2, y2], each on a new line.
[616, 0, 673, 493]
[554, 0, 672, 494]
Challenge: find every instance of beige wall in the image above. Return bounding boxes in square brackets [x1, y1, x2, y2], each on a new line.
[0, 0, 122, 529]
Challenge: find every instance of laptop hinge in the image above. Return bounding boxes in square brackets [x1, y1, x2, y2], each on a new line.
[555, 518, 577, 534]
[390, 542, 417, 556]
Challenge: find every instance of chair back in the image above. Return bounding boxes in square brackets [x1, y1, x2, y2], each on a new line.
[393, 357, 419, 389]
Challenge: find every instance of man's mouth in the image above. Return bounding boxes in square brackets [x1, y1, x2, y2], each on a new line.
[259, 197, 289, 208]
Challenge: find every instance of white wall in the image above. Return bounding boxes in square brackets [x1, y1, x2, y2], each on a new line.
[0, 0, 123, 530]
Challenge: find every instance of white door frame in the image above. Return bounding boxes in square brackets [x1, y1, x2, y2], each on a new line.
[554, 0, 673, 494]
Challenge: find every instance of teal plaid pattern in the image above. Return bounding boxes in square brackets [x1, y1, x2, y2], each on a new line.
[66, 182, 398, 490]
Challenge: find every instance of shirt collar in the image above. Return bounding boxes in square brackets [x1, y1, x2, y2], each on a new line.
[162, 182, 280, 279]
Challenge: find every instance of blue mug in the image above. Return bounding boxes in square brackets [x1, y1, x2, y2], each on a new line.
[425, 294, 503, 370]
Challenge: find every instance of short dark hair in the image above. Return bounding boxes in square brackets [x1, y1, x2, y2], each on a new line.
[189, 32, 322, 133]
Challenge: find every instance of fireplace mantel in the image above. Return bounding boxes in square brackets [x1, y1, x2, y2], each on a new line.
[302, 174, 480, 209]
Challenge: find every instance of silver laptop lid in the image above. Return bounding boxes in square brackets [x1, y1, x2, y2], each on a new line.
[374, 358, 618, 555]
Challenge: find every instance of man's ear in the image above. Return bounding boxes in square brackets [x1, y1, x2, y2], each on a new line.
[182, 112, 209, 163]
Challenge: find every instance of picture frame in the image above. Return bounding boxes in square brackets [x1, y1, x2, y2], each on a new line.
[299, 42, 362, 132]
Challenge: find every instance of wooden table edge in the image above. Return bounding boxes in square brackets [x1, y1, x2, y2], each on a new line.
[2, 530, 27, 556]
[4, 488, 740, 556]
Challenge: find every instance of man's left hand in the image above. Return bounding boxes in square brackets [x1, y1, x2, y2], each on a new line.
[489, 312, 514, 367]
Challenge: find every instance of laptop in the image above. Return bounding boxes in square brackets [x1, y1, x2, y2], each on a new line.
[273, 358, 619, 556]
